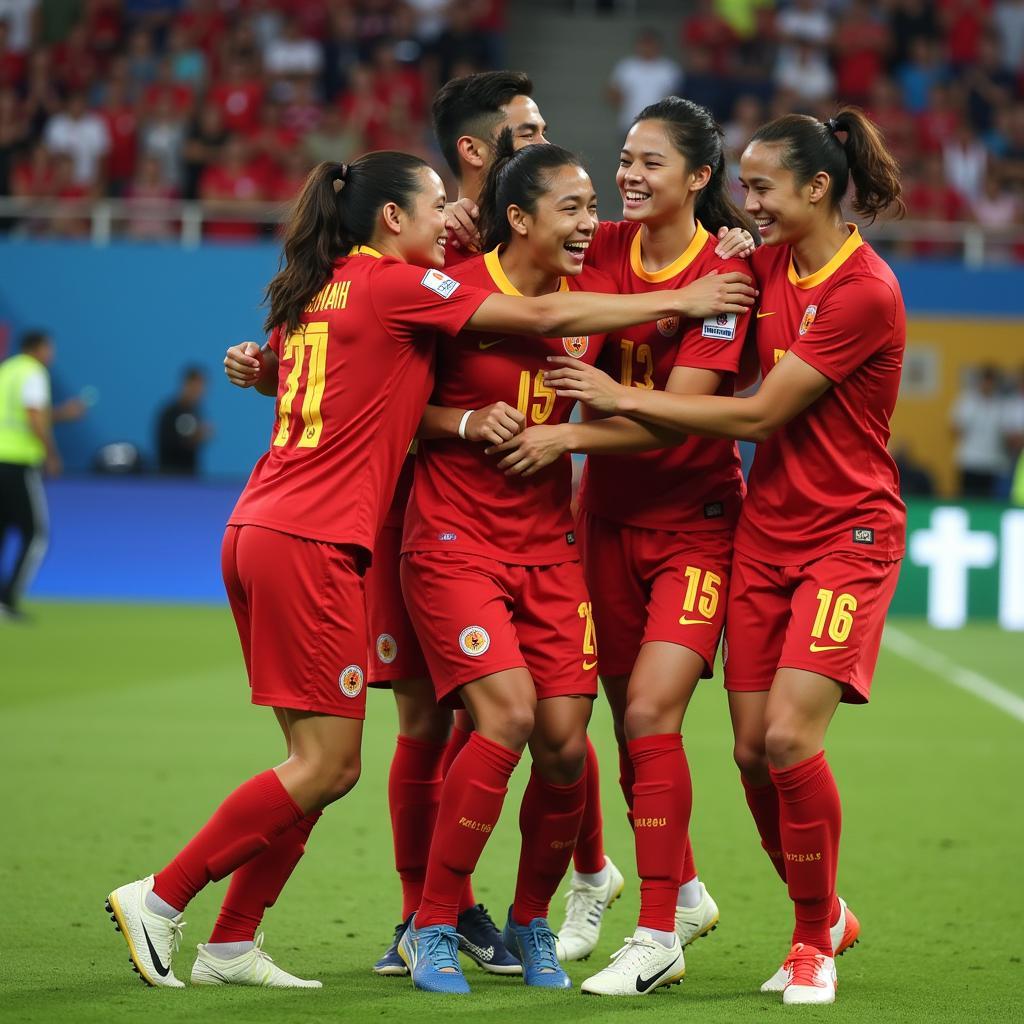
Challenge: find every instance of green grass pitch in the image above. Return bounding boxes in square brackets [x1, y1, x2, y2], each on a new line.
[2, 604, 1022, 1023]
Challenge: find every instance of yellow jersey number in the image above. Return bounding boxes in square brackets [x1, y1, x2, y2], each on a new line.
[811, 589, 857, 643]
[679, 565, 721, 623]
[620, 338, 654, 389]
[517, 369, 555, 424]
[273, 322, 329, 449]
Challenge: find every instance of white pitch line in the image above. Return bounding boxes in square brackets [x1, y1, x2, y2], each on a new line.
[883, 624, 1024, 724]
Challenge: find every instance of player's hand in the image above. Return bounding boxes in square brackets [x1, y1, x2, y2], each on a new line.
[445, 197, 481, 253]
[45, 453, 62, 478]
[715, 225, 756, 259]
[56, 397, 88, 422]
[543, 358, 628, 414]
[487, 424, 570, 478]
[464, 401, 525, 445]
[677, 271, 756, 318]
[224, 342, 263, 388]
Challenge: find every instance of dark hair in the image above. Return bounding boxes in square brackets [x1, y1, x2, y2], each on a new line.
[431, 70, 533, 177]
[478, 128, 587, 251]
[633, 96, 756, 236]
[20, 330, 50, 354]
[750, 107, 905, 222]
[264, 152, 430, 334]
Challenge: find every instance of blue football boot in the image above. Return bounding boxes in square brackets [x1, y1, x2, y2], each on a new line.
[502, 910, 572, 989]
[456, 903, 522, 975]
[373, 916, 411, 976]
[398, 916, 470, 994]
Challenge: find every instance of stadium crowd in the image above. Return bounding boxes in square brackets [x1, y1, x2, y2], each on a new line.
[0, 1, 1022, 254]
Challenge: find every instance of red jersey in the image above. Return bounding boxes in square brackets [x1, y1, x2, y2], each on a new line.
[581, 220, 750, 531]
[737, 226, 906, 565]
[229, 247, 489, 554]
[382, 239, 477, 530]
[403, 248, 615, 565]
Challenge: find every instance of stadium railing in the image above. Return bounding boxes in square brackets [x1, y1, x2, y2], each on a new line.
[0, 196, 1022, 264]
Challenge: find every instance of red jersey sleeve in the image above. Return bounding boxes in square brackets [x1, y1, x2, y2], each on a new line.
[789, 276, 899, 384]
[674, 256, 754, 374]
[368, 261, 490, 344]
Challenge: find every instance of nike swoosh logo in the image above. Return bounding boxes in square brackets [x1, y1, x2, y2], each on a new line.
[479, 338, 507, 350]
[809, 643, 848, 653]
[583, 660, 598, 671]
[756, 311, 776, 319]
[678, 617, 712, 626]
[636, 960, 675, 993]
[141, 921, 170, 977]
[458, 936, 495, 962]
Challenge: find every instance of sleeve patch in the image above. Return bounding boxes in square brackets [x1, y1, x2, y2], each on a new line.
[701, 312, 737, 340]
[420, 268, 461, 299]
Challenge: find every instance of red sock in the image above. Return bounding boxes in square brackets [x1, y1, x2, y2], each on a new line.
[416, 733, 520, 928]
[389, 736, 446, 919]
[441, 714, 473, 775]
[572, 737, 605, 874]
[209, 810, 321, 943]
[458, 878, 477, 914]
[630, 734, 692, 933]
[618, 743, 636, 830]
[770, 751, 841, 952]
[679, 835, 697, 887]
[512, 768, 588, 924]
[741, 775, 788, 883]
[153, 769, 304, 911]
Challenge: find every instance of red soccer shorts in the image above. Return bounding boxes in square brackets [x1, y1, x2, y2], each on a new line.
[579, 509, 733, 678]
[365, 523, 429, 686]
[221, 525, 369, 719]
[400, 550, 599, 707]
[724, 548, 902, 703]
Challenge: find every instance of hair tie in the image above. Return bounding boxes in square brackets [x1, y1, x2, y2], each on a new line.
[825, 118, 839, 136]
[332, 163, 349, 193]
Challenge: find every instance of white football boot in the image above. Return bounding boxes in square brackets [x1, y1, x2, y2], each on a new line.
[555, 856, 625, 961]
[674, 881, 720, 946]
[761, 896, 859, 993]
[780, 943, 836, 1005]
[191, 932, 322, 987]
[580, 928, 685, 996]
[105, 876, 186, 988]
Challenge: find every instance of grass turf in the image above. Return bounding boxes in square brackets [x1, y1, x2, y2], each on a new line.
[1, 603, 1021, 1023]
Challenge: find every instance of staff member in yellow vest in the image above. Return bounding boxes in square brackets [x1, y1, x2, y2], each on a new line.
[0, 330, 85, 619]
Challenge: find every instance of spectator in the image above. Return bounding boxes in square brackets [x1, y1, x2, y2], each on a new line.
[246, 101, 298, 185]
[199, 135, 266, 240]
[866, 75, 917, 169]
[994, 0, 1024, 70]
[680, 45, 731, 121]
[142, 57, 195, 118]
[775, 40, 835, 102]
[608, 29, 683, 132]
[98, 77, 139, 194]
[51, 22, 98, 94]
[680, 0, 738, 76]
[940, 0, 987, 69]
[897, 36, 947, 115]
[209, 58, 264, 135]
[432, 4, 490, 84]
[124, 154, 178, 240]
[1002, 367, 1024, 468]
[156, 365, 212, 475]
[269, 145, 312, 203]
[951, 365, 1010, 497]
[10, 141, 52, 199]
[962, 33, 1016, 135]
[973, 168, 1020, 233]
[833, 0, 890, 104]
[264, 14, 322, 79]
[907, 153, 967, 257]
[775, 0, 832, 48]
[321, 3, 361, 100]
[48, 152, 92, 238]
[887, 0, 939, 72]
[944, 120, 989, 203]
[280, 76, 322, 137]
[0, 328, 87, 619]
[304, 102, 364, 165]
[125, 27, 158, 92]
[167, 22, 206, 89]
[0, 20, 26, 88]
[21, 47, 60, 137]
[0, 0, 39, 54]
[139, 93, 186, 190]
[43, 92, 110, 187]
[182, 103, 228, 200]
[0, 87, 27, 196]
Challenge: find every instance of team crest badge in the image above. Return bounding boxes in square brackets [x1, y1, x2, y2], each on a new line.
[459, 625, 490, 657]
[376, 634, 397, 664]
[657, 316, 680, 337]
[562, 336, 589, 357]
[799, 304, 818, 336]
[338, 664, 364, 698]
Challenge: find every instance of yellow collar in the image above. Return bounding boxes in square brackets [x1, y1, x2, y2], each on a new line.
[629, 222, 709, 283]
[788, 225, 863, 289]
[348, 245, 384, 259]
[484, 246, 569, 296]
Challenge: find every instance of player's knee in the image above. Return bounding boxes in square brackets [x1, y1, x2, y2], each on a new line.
[622, 697, 672, 740]
[399, 706, 452, 745]
[733, 740, 769, 783]
[317, 755, 362, 805]
[477, 703, 534, 750]
[763, 720, 807, 768]
[533, 735, 587, 784]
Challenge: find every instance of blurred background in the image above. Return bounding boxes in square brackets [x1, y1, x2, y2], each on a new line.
[0, 0, 1021, 633]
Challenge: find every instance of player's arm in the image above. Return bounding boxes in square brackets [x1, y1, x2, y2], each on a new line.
[25, 407, 60, 476]
[417, 401, 525, 445]
[466, 271, 755, 338]
[545, 350, 832, 442]
[224, 342, 279, 396]
[489, 367, 722, 477]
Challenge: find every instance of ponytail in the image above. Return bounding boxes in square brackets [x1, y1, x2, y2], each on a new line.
[478, 127, 588, 251]
[634, 96, 756, 236]
[264, 151, 431, 334]
[751, 106, 905, 223]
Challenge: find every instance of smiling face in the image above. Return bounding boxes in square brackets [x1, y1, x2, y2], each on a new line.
[616, 119, 707, 226]
[738, 140, 826, 246]
[510, 163, 598, 277]
[395, 166, 449, 268]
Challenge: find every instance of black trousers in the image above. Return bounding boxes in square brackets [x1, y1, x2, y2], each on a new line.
[0, 462, 49, 608]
